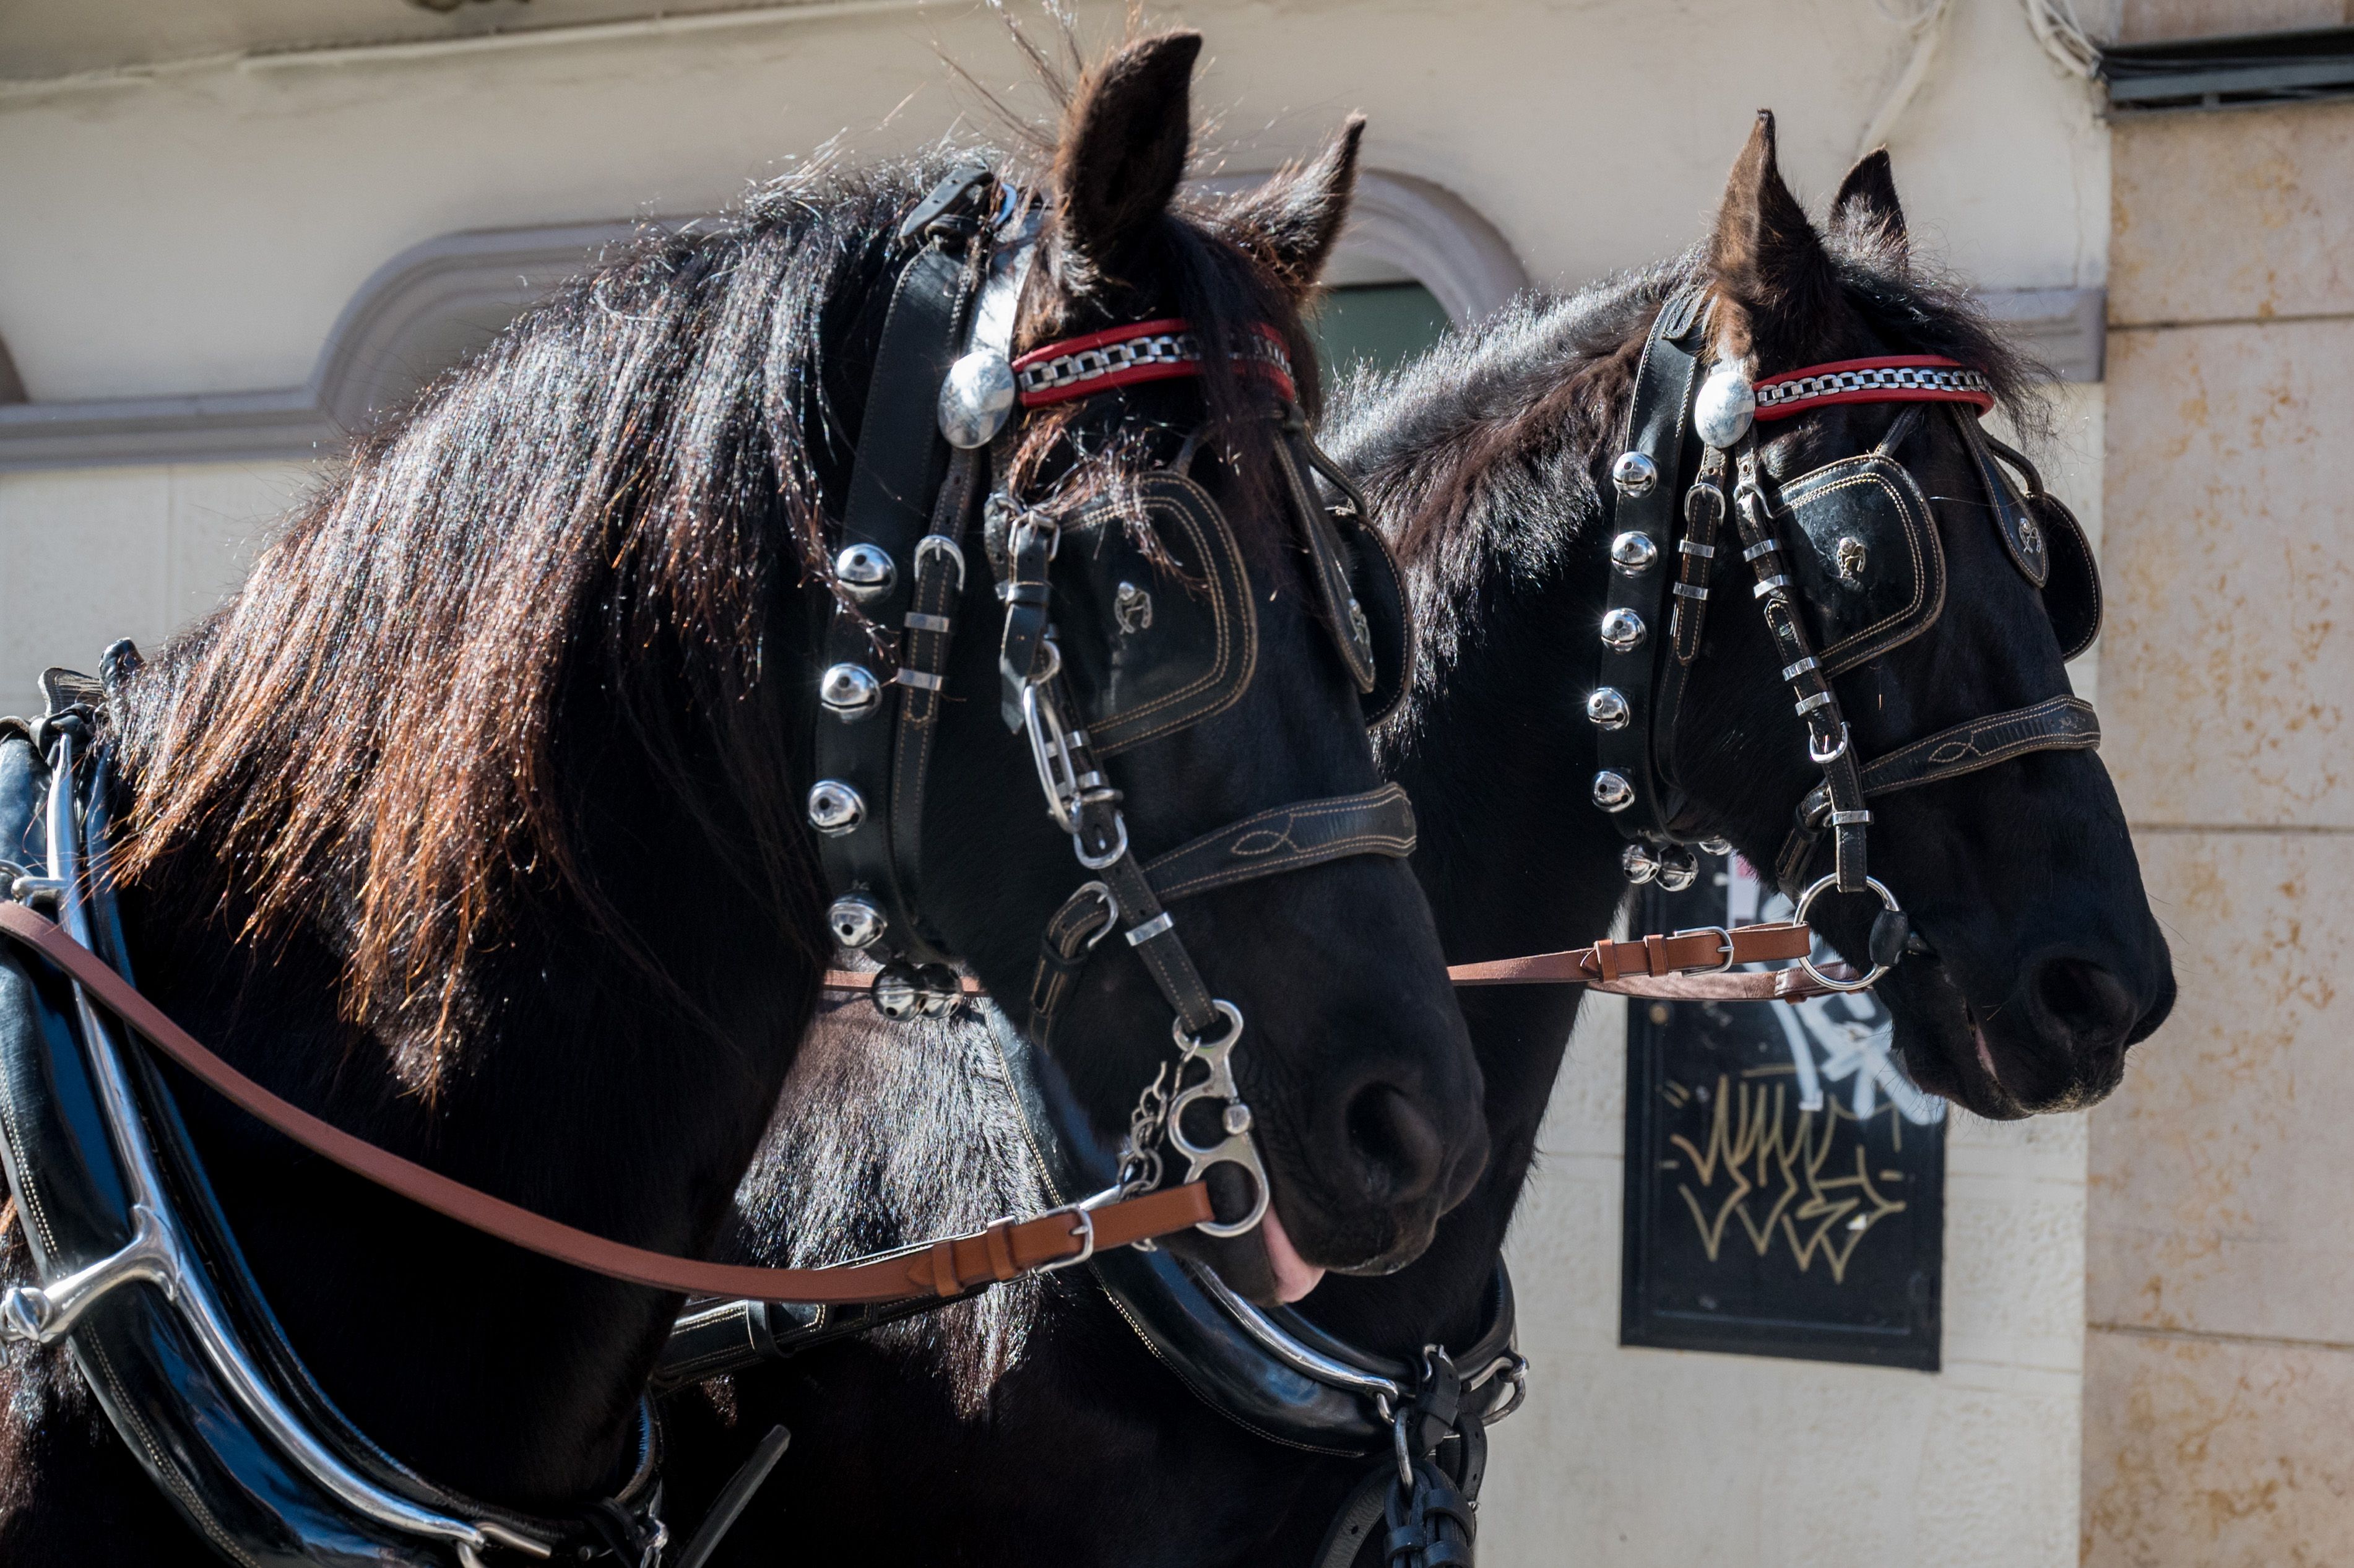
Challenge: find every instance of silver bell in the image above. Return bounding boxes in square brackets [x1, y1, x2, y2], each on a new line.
[826, 894, 887, 950]
[938, 349, 1018, 450]
[871, 961, 923, 1020]
[820, 662, 884, 720]
[1610, 532, 1658, 576]
[1698, 836, 1734, 856]
[1654, 845, 1700, 893]
[834, 544, 895, 604]
[1586, 687, 1631, 730]
[1600, 609, 1647, 652]
[1592, 771, 1635, 812]
[916, 963, 961, 1018]
[1622, 842, 1661, 885]
[1694, 363, 1757, 450]
[806, 779, 867, 836]
[1611, 451, 1658, 498]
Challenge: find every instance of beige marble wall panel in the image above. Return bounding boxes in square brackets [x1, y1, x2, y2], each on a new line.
[2118, 0, 2351, 45]
[2087, 831, 2354, 1341]
[0, 461, 299, 706]
[2084, 1328, 2354, 1567]
[2100, 320, 2353, 828]
[2112, 100, 2354, 326]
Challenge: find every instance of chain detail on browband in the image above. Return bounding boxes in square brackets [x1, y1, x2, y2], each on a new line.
[1752, 355, 1993, 420]
[1013, 318, 1298, 407]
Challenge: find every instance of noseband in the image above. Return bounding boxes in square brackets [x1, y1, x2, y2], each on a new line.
[1590, 285, 2105, 987]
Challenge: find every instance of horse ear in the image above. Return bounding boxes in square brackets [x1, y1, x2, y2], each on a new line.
[1051, 30, 1201, 284]
[1214, 116, 1366, 301]
[1708, 111, 1838, 356]
[1829, 147, 1908, 264]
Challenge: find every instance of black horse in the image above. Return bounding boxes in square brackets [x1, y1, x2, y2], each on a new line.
[659, 115, 2175, 1565]
[0, 31, 1486, 1565]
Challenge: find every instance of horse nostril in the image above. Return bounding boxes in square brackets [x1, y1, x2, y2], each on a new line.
[1343, 1083, 1447, 1206]
[2031, 955, 2140, 1047]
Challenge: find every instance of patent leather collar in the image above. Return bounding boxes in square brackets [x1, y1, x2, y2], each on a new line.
[0, 698, 666, 1567]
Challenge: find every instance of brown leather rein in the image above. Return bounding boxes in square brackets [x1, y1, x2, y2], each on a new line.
[1, 901, 1830, 1309]
[823, 916, 1840, 1002]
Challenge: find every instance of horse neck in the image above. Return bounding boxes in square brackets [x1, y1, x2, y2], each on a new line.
[1307, 313, 1640, 1353]
[117, 642, 817, 1508]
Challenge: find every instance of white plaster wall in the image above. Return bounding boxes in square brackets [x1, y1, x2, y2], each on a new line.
[0, 4, 2113, 1563]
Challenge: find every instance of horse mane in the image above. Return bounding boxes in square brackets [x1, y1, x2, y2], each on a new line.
[107, 108, 1315, 1095]
[1326, 241, 2048, 713]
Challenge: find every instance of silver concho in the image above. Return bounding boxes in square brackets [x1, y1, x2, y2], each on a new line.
[1694, 363, 1757, 450]
[1592, 771, 1635, 812]
[1653, 845, 1700, 892]
[1622, 842, 1661, 884]
[834, 543, 895, 604]
[916, 963, 961, 1018]
[819, 662, 883, 720]
[1611, 451, 1658, 498]
[1114, 581, 1154, 634]
[1599, 608, 1647, 652]
[1610, 532, 1659, 576]
[1586, 687, 1631, 730]
[1835, 536, 1869, 583]
[826, 894, 887, 950]
[805, 779, 866, 836]
[938, 349, 1018, 450]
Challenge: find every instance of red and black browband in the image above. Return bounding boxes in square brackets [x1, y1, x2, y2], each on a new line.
[1013, 318, 1297, 409]
[1752, 354, 1993, 421]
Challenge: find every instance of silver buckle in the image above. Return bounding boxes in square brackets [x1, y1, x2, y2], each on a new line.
[1034, 1203, 1098, 1273]
[1671, 925, 1736, 974]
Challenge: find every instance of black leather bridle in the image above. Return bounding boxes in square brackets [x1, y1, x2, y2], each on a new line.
[1590, 285, 2106, 985]
[805, 162, 1419, 1242]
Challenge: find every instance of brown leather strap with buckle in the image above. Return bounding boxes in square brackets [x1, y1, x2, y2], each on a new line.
[0, 903, 1208, 1305]
[1446, 919, 1846, 999]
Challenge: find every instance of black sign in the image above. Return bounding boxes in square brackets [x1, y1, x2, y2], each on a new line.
[1619, 854, 1945, 1371]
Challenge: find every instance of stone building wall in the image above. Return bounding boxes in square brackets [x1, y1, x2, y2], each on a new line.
[2084, 19, 2354, 1565]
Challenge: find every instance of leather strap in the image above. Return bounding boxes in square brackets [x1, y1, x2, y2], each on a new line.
[0, 903, 1209, 1305]
[1447, 920, 1824, 997]
[1595, 286, 1710, 848]
[1140, 784, 1415, 903]
[814, 236, 977, 964]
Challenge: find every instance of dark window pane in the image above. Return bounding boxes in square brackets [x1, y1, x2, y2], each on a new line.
[1309, 282, 1450, 381]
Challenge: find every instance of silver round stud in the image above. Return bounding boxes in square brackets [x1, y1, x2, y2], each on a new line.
[1611, 451, 1658, 498]
[834, 544, 896, 604]
[938, 349, 1018, 450]
[1600, 609, 1647, 652]
[826, 894, 887, 950]
[1698, 836, 1734, 856]
[1694, 364, 1757, 450]
[1654, 846, 1700, 893]
[1586, 687, 1632, 730]
[1622, 842, 1661, 884]
[1222, 1102, 1253, 1135]
[1592, 771, 1635, 812]
[820, 662, 884, 720]
[805, 779, 867, 836]
[1611, 532, 1659, 576]
[871, 961, 922, 1019]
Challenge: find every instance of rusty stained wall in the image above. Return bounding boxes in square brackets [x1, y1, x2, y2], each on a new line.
[2084, 53, 2354, 1568]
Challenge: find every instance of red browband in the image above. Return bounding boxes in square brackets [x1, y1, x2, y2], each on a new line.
[1013, 318, 1297, 408]
[1752, 355, 1993, 421]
